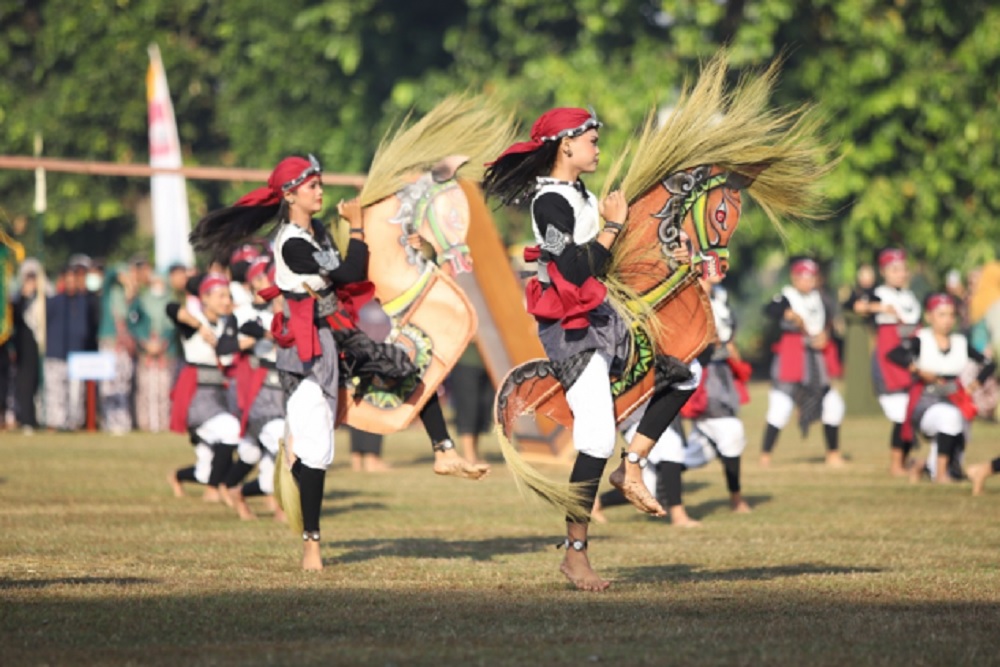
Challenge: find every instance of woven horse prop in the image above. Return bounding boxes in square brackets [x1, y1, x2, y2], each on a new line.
[335, 97, 514, 434]
[495, 55, 829, 517]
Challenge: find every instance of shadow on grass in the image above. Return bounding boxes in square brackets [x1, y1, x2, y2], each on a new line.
[687, 494, 773, 519]
[320, 501, 388, 517]
[0, 576, 159, 590]
[612, 561, 882, 584]
[325, 535, 557, 564]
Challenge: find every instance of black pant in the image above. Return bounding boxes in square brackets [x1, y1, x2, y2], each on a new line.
[13, 334, 39, 427]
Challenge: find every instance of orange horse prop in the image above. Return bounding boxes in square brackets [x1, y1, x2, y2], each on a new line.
[335, 97, 514, 434]
[494, 55, 829, 517]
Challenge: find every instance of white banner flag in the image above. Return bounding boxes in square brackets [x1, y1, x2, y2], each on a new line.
[147, 43, 194, 272]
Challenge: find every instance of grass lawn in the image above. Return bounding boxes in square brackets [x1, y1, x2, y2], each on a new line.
[2, 382, 1000, 666]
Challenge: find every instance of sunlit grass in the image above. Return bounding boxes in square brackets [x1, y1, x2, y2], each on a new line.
[2, 382, 999, 666]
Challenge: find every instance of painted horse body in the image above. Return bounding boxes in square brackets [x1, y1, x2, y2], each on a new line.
[337, 168, 477, 434]
[495, 164, 754, 440]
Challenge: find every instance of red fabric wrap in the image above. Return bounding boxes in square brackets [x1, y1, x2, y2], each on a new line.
[233, 355, 268, 436]
[233, 156, 317, 208]
[876, 325, 913, 393]
[169, 365, 198, 434]
[878, 248, 906, 268]
[199, 273, 229, 297]
[901, 380, 977, 442]
[926, 294, 954, 313]
[523, 246, 541, 262]
[489, 108, 597, 164]
[231, 245, 261, 266]
[525, 262, 606, 330]
[790, 258, 819, 277]
[258, 285, 281, 302]
[680, 369, 709, 419]
[728, 358, 753, 405]
[774, 332, 840, 383]
[283, 297, 322, 362]
[335, 281, 376, 325]
[246, 257, 271, 282]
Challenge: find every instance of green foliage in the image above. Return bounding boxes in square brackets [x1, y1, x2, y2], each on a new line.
[1, 0, 998, 282]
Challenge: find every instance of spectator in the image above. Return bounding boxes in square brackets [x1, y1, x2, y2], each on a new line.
[11, 260, 44, 431]
[97, 263, 136, 434]
[132, 271, 175, 432]
[44, 255, 95, 430]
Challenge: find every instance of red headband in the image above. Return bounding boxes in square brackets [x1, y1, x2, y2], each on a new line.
[199, 272, 230, 298]
[926, 293, 954, 312]
[230, 244, 260, 266]
[233, 154, 322, 208]
[488, 107, 601, 165]
[246, 257, 271, 283]
[878, 248, 906, 268]
[791, 259, 819, 277]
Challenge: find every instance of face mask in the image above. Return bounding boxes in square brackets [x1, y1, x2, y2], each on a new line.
[85, 273, 103, 292]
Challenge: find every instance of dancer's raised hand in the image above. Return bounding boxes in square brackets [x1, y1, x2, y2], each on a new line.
[599, 190, 628, 225]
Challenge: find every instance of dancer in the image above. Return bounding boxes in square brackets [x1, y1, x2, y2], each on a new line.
[166, 273, 247, 502]
[190, 155, 487, 570]
[224, 257, 287, 521]
[852, 248, 922, 475]
[484, 108, 697, 591]
[760, 257, 845, 467]
[887, 293, 995, 483]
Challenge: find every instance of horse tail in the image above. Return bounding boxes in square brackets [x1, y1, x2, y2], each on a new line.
[494, 364, 592, 523]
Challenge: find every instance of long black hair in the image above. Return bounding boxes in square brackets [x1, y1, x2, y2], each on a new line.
[481, 141, 561, 208]
[189, 201, 290, 264]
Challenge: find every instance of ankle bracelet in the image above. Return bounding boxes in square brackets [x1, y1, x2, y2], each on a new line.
[622, 449, 649, 469]
[432, 439, 455, 453]
[302, 531, 321, 542]
[557, 538, 588, 551]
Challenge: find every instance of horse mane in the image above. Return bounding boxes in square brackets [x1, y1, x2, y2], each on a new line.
[603, 52, 832, 340]
[359, 95, 517, 208]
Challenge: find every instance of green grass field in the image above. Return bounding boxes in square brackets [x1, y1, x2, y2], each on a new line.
[2, 383, 1000, 666]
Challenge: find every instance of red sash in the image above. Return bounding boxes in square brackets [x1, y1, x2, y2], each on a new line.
[900, 380, 978, 442]
[679, 369, 709, 419]
[876, 325, 912, 392]
[523, 247, 606, 330]
[728, 358, 752, 405]
[233, 355, 268, 436]
[169, 365, 198, 434]
[775, 332, 840, 382]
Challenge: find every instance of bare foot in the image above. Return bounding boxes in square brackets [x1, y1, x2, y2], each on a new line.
[363, 455, 392, 473]
[730, 496, 752, 514]
[302, 540, 323, 571]
[890, 465, 908, 477]
[608, 461, 666, 517]
[202, 487, 222, 503]
[265, 495, 288, 523]
[234, 493, 256, 521]
[759, 453, 772, 468]
[590, 497, 608, 525]
[825, 451, 846, 468]
[559, 549, 610, 592]
[669, 505, 701, 527]
[433, 448, 490, 480]
[909, 460, 926, 484]
[968, 463, 991, 496]
[219, 485, 236, 508]
[167, 472, 185, 498]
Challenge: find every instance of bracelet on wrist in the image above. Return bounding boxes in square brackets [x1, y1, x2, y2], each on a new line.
[604, 221, 624, 233]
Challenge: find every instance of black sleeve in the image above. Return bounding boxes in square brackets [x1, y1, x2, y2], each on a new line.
[887, 337, 920, 369]
[281, 238, 323, 275]
[165, 303, 197, 339]
[327, 238, 370, 286]
[239, 320, 266, 339]
[215, 315, 241, 356]
[764, 295, 790, 320]
[967, 342, 997, 382]
[532, 192, 612, 287]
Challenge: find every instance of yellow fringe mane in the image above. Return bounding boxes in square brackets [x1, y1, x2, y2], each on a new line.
[359, 95, 517, 208]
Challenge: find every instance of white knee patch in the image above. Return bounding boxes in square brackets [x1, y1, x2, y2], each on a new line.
[259, 419, 284, 456]
[919, 403, 964, 438]
[193, 443, 214, 484]
[766, 389, 794, 429]
[822, 389, 845, 426]
[257, 455, 275, 495]
[566, 353, 617, 459]
[287, 379, 335, 470]
[878, 393, 909, 424]
[195, 412, 242, 445]
[237, 438, 262, 465]
[694, 417, 746, 458]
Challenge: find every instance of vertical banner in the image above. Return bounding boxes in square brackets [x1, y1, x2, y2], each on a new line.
[147, 44, 194, 272]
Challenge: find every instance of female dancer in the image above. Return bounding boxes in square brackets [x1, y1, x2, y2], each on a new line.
[852, 248, 922, 475]
[483, 108, 696, 591]
[191, 155, 486, 570]
[887, 293, 995, 483]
